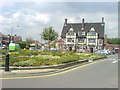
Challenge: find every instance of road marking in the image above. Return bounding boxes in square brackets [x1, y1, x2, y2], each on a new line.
[108, 58, 118, 63]
[0, 59, 107, 80]
[112, 61, 117, 63]
[112, 59, 118, 63]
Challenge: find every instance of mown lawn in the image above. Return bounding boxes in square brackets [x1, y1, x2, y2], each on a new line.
[1, 50, 106, 67]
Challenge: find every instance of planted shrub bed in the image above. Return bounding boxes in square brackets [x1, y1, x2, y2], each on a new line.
[1, 50, 106, 67]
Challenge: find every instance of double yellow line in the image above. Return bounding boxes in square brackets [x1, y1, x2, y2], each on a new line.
[0, 59, 107, 79]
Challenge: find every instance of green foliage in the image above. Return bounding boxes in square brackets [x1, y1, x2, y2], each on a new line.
[1, 50, 106, 67]
[50, 51, 64, 56]
[2, 50, 7, 55]
[50, 42, 56, 48]
[107, 38, 120, 45]
[19, 50, 39, 56]
[26, 37, 34, 48]
[17, 42, 27, 49]
[41, 26, 58, 41]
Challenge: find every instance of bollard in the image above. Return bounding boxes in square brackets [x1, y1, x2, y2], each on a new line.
[5, 54, 9, 72]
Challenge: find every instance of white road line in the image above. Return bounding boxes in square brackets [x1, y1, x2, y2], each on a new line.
[112, 61, 118, 63]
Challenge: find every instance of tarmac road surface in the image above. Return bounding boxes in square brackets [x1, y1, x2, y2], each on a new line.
[2, 54, 118, 88]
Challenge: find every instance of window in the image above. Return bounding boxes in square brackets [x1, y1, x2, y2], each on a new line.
[78, 38, 84, 43]
[78, 31, 85, 36]
[82, 31, 85, 35]
[67, 38, 74, 42]
[88, 38, 96, 43]
[87, 27, 97, 36]
[88, 31, 96, 36]
[67, 31, 74, 35]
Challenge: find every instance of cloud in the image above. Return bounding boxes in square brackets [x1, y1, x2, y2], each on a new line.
[12, 12, 21, 19]
[1, 2, 118, 41]
[35, 13, 50, 24]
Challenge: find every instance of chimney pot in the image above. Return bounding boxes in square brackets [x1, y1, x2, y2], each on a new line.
[65, 18, 67, 24]
[102, 17, 104, 23]
[82, 18, 84, 24]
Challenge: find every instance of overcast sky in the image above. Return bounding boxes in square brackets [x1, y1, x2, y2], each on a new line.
[0, 2, 118, 42]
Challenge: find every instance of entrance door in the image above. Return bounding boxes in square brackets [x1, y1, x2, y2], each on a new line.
[69, 47, 72, 51]
[90, 48, 93, 53]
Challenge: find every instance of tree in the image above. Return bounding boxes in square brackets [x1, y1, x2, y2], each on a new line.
[17, 41, 27, 49]
[107, 38, 120, 45]
[26, 37, 34, 48]
[41, 26, 58, 42]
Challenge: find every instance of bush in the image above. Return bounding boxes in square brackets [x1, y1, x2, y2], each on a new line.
[2, 50, 7, 55]
[17, 42, 26, 49]
[50, 51, 64, 56]
[19, 50, 39, 56]
[13, 60, 43, 67]
[1, 49, 106, 66]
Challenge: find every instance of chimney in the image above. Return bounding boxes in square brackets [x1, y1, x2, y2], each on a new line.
[82, 18, 84, 24]
[65, 18, 67, 24]
[102, 17, 104, 23]
[82, 18, 85, 30]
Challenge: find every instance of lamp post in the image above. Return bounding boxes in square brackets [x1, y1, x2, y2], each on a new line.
[5, 26, 20, 72]
[10, 26, 20, 43]
[10, 26, 20, 42]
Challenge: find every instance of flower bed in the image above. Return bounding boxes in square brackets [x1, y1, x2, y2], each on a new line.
[1, 50, 106, 67]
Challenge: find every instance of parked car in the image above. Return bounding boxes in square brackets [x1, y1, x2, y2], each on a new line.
[110, 50, 116, 54]
[95, 50, 110, 55]
[43, 48, 49, 51]
[1, 45, 7, 49]
[29, 47, 36, 50]
[50, 48, 58, 51]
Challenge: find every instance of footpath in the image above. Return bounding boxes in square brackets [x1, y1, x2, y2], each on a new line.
[1, 56, 107, 78]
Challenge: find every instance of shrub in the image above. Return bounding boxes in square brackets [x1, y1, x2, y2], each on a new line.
[19, 50, 39, 56]
[38, 51, 51, 55]
[50, 51, 64, 56]
[1, 49, 106, 66]
[2, 50, 7, 55]
[13, 60, 43, 66]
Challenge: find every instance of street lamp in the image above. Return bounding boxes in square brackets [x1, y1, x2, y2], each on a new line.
[10, 26, 20, 43]
[5, 26, 20, 72]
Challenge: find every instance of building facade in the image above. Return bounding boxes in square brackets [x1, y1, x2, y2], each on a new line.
[61, 18, 105, 53]
[0, 32, 22, 47]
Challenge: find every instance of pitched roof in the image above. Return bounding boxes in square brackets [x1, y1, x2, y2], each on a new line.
[61, 21, 105, 38]
[14, 36, 22, 42]
[0, 32, 8, 38]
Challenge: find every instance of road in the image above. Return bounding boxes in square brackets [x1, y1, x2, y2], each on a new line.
[2, 54, 118, 88]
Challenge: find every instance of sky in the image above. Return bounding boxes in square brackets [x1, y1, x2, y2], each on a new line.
[0, 1, 118, 42]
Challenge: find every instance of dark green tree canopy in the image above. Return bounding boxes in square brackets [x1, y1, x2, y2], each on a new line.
[41, 26, 58, 41]
[107, 38, 120, 45]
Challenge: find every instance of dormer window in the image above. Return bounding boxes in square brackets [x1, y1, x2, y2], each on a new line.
[67, 31, 74, 35]
[67, 28, 75, 35]
[87, 27, 97, 36]
[67, 38, 74, 42]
